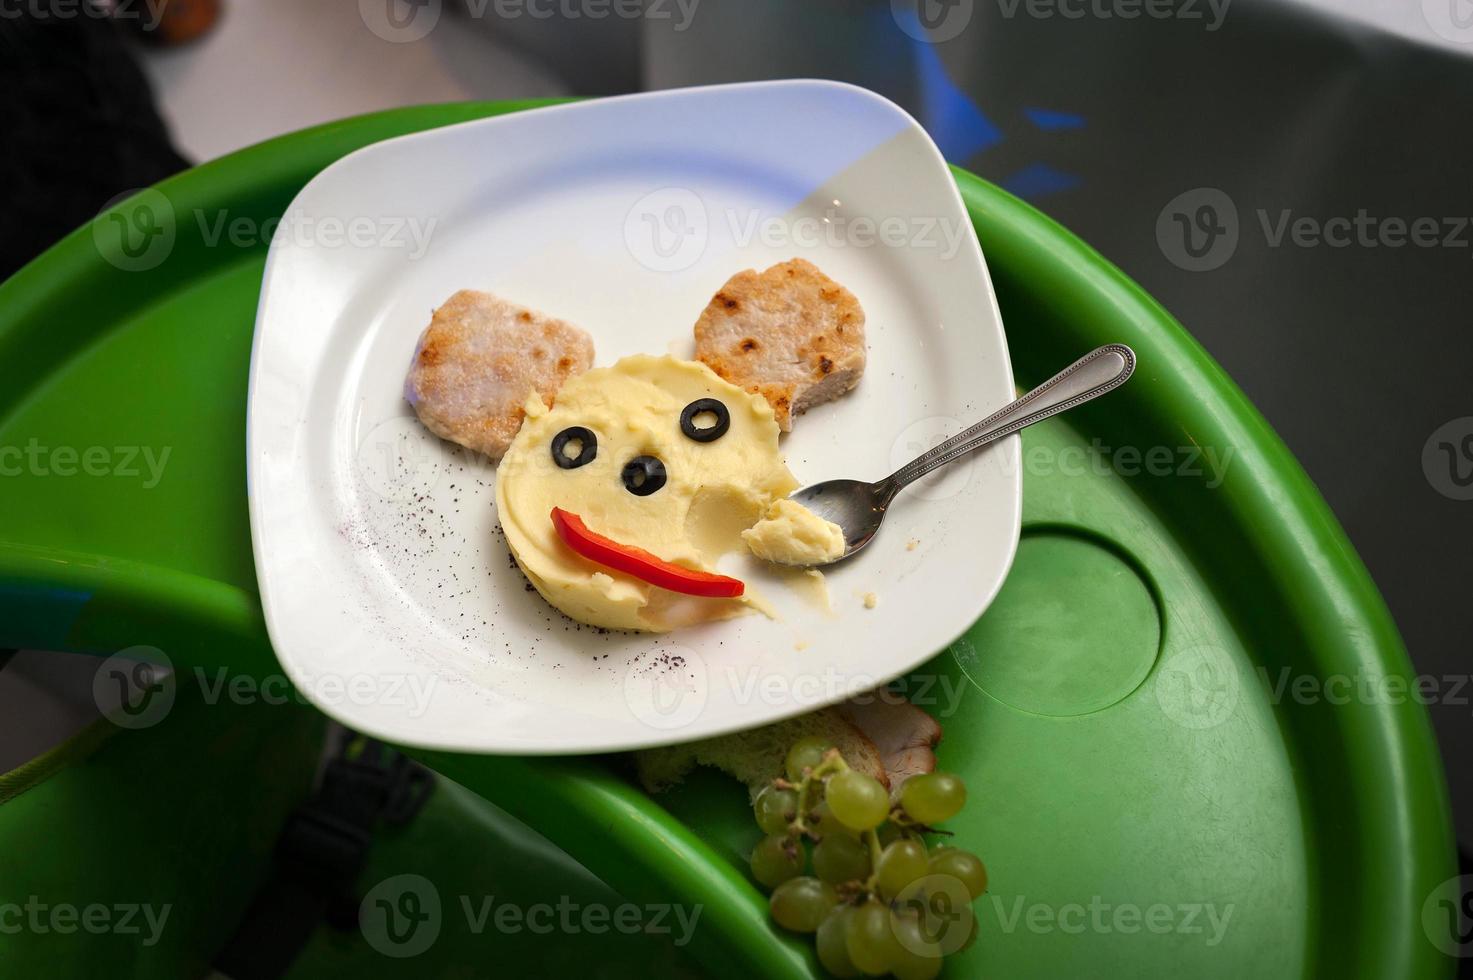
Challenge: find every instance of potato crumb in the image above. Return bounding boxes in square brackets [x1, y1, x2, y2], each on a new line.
[862, 592, 878, 609]
[906, 538, 919, 551]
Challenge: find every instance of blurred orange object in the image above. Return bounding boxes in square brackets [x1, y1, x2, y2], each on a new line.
[123, 0, 221, 46]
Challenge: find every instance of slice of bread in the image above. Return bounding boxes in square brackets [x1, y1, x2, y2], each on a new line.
[693, 258, 865, 431]
[634, 706, 887, 800]
[404, 290, 594, 461]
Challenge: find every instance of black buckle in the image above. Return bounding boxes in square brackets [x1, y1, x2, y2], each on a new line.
[275, 736, 434, 882]
[212, 735, 436, 979]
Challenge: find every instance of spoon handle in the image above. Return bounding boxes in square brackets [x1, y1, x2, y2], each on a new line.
[884, 344, 1136, 494]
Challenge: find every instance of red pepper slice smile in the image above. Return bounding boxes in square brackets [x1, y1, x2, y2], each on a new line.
[550, 507, 745, 598]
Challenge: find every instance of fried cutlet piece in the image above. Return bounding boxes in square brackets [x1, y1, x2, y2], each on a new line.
[404, 290, 593, 461]
[693, 258, 865, 431]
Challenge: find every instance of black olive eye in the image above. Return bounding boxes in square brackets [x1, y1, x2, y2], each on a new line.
[550, 427, 597, 469]
[621, 455, 667, 496]
[680, 398, 730, 443]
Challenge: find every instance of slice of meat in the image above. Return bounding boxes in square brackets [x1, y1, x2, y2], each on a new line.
[693, 258, 865, 431]
[404, 290, 593, 461]
[837, 694, 942, 798]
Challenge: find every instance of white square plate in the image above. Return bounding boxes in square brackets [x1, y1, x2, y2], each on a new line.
[248, 80, 1019, 753]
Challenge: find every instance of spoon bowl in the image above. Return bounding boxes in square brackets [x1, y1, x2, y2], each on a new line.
[788, 479, 891, 560]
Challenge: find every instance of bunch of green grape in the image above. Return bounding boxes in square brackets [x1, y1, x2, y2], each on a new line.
[748, 736, 988, 979]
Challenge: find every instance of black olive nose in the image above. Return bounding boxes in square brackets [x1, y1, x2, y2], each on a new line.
[621, 455, 667, 496]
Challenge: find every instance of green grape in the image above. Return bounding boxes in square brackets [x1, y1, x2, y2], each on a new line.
[827, 770, 890, 831]
[750, 834, 804, 888]
[811, 800, 859, 839]
[888, 913, 944, 980]
[928, 848, 988, 899]
[899, 772, 966, 825]
[927, 897, 977, 951]
[786, 736, 833, 781]
[845, 899, 901, 975]
[754, 786, 799, 835]
[812, 831, 872, 885]
[816, 906, 861, 978]
[895, 874, 977, 954]
[875, 839, 930, 898]
[769, 876, 837, 933]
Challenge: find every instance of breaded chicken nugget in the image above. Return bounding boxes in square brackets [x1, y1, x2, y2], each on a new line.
[693, 258, 865, 431]
[405, 290, 593, 460]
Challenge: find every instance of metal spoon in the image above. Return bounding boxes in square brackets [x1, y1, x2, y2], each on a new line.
[789, 344, 1136, 565]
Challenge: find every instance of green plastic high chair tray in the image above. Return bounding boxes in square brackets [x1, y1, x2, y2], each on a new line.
[0, 667, 326, 977]
[0, 99, 1455, 979]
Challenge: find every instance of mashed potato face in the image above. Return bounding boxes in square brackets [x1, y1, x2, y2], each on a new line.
[496, 355, 807, 632]
[742, 498, 846, 566]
